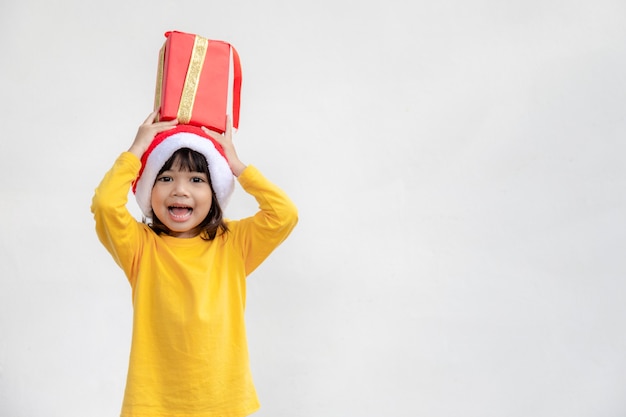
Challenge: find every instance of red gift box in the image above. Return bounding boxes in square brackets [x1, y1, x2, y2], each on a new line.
[154, 31, 242, 133]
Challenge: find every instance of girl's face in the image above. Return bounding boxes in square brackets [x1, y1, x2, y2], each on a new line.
[151, 162, 213, 238]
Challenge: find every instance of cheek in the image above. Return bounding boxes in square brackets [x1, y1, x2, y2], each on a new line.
[150, 185, 166, 207]
[197, 190, 214, 212]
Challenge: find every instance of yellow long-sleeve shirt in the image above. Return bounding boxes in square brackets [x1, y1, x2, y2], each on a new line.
[91, 152, 298, 417]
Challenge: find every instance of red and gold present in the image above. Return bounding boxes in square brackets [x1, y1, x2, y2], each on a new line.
[154, 31, 242, 133]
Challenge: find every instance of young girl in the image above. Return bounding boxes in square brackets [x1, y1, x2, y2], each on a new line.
[91, 112, 298, 417]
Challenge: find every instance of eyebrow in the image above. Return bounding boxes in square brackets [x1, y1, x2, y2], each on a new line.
[161, 168, 208, 175]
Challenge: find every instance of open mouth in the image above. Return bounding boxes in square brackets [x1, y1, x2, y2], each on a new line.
[168, 205, 193, 220]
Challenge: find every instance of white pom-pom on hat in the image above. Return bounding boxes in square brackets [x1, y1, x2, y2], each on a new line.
[132, 124, 234, 218]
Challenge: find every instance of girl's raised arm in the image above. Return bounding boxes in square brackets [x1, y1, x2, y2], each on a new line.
[202, 116, 247, 177]
[128, 112, 178, 158]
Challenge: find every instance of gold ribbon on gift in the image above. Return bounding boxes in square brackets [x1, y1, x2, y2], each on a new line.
[177, 36, 208, 123]
[153, 45, 166, 118]
[154, 35, 209, 124]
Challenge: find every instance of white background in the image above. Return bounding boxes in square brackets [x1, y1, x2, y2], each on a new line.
[1, 1, 626, 416]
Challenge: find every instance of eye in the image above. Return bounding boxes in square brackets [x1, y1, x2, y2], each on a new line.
[191, 176, 206, 183]
[156, 175, 173, 182]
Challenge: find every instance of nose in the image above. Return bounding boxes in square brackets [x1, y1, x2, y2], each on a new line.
[171, 180, 189, 197]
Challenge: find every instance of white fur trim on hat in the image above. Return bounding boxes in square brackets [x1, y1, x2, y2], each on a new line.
[134, 131, 235, 218]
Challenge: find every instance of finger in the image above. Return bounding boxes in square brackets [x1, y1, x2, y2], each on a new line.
[157, 118, 178, 127]
[142, 111, 159, 124]
[224, 115, 232, 136]
[201, 126, 221, 139]
[155, 120, 178, 132]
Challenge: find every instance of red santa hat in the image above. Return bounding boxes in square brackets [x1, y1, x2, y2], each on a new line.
[132, 124, 235, 218]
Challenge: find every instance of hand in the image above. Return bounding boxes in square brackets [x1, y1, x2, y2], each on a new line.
[128, 112, 178, 158]
[202, 116, 247, 176]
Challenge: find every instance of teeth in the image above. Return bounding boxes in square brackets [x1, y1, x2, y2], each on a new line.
[169, 206, 192, 218]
